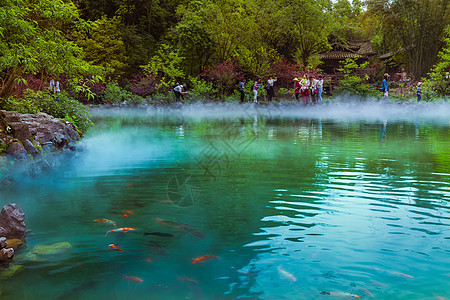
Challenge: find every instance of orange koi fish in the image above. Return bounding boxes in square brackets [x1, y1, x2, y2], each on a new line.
[126, 183, 133, 187]
[94, 219, 116, 226]
[124, 209, 134, 215]
[121, 213, 129, 218]
[106, 227, 136, 234]
[321, 291, 360, 298]
[108, 244, 123, 251]
[123, 275, 143, 283]
[277, 265, 297, 282]
[146, 257, 152, 263]
[192, 255, 219, 264]
[434, 295, 445, 300]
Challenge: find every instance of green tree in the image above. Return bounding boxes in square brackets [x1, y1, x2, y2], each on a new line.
[0, 0, 101, 100]
[74, 16, 128, 77]
[426, 25, 450, 98]
[368, 0, 450, 79]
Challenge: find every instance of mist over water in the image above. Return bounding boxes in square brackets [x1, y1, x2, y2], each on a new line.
[0, 101, 449, 299]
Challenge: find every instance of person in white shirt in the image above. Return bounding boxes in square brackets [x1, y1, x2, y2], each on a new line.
[309, 75, 318, 103]
[266, 75, 277, 102]
[316, 75, 324, 103]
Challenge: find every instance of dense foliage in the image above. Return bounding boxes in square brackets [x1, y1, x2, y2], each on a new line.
[0, 0, 449, 110]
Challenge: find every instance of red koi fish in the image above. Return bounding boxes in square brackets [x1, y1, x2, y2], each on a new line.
[106, 227, 136, 234]
[123, 275, 143, 283]
[94, 219, 116, 227]
[108, 244, 122, 251]
[124, 209, 134, 215]
[192, 255, 219, 264]
[121, 213, 129, 218]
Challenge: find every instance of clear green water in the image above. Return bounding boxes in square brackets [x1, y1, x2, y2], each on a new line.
[1, 103, 449, 300]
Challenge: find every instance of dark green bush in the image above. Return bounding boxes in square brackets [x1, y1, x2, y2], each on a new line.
[1, 90, 93, 134]
[334, 76, 379, 98]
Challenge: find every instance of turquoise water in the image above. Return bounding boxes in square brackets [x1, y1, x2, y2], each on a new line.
[0, 103, 449, 300]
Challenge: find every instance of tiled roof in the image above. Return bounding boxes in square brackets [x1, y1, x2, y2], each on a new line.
[320, 40, 377, 60]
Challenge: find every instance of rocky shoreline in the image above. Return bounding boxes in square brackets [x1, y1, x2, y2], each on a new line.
[0, 110, 80, 160]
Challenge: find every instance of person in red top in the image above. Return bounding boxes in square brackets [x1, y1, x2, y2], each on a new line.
[293, 78, 301, 103]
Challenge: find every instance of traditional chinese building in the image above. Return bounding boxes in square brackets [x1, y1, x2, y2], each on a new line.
[319, 40, 378, 75]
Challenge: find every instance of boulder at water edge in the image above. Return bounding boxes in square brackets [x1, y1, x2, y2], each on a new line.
[0, 203, 27, 239]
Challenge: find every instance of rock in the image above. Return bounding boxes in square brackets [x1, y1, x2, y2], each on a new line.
[5, 142, 27, 160]
[0, 204, 27, 239]
[0, 110, 80, 153]
[0, 264, 24, 279]
[0, 248, 14, 261]
[22, 242, 72, 262]
[0, 237, 6, 249]
[5, 238, 24, 250]
[22, 139, 39, 155]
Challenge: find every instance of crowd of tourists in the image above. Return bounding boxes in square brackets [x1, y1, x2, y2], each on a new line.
[172, 72, 424, 104]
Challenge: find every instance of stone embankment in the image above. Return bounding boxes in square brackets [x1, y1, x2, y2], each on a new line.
[0, 110, 80, 159]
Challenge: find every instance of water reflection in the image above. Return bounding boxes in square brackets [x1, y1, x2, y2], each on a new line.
[0, 105, 449, 299]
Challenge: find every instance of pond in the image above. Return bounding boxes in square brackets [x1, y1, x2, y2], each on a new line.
[0, 102, 449, 299]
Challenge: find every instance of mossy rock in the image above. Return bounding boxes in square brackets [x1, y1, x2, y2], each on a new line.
[0, 264, 24, 279]
[22, 242, 72, 262]
[5, 239, 24, 250]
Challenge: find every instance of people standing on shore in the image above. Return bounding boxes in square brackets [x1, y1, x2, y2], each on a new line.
[293, 78, 301, 103]
[173, 83, 185, 103]
[266, 75, 277, 102]
[316, 75, 323, 103]
[252, 78, 260, 103]
[49, 78, 55, 94]
[238, 79, 246, 103]
[300, 74, 310, 104]
[381, 73, 389, 101]
[416, 82, 422, 102]
[310, 75, 317, 103]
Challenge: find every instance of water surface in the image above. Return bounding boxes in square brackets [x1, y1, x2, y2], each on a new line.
[1, 103, 449, 299]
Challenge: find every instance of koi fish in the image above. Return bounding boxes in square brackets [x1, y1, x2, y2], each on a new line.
[177, 276, 198, 284]
[390, 271, 414, 278]
[143, 232, 174, 237]
[146, 257, 152, 263]
[108, 244, 122, 251]
[123, 275, 143, 283]
[147, 241, 168, 256]
[133, 200, 144, 208]
[358, 287, 374, 298]
[321, 291, 360, 298]
[94, 219, 116, 226]
[434, 295, 445, 300]
[124, 209, 134, 215]
[106, 227, 136, 234]
[187, 229, 205, 239]
[277, 265, 297, 282]
[192, 255, 219, 264]
[126, 183, 133, 187]
[153, 218, 190, 230]
[121, 213, 129, 218]
[369, 281, 389, 287]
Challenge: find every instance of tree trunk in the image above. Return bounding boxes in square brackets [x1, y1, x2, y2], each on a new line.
[0, 68, 19, 100]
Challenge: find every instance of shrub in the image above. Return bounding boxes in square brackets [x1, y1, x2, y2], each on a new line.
[188, 77, 217, 101]
[334, 76, 378, 98]
[2, 89, 93, 134]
